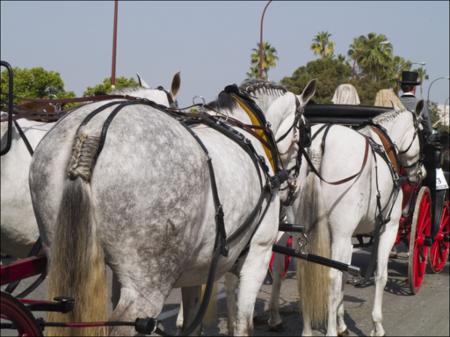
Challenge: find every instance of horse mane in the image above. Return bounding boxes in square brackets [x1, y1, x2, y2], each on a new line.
[207, 80, 288, 114]
[207, 91, 237, 112]
[239, 79, 287, 98]
[372, 108, 408, 125]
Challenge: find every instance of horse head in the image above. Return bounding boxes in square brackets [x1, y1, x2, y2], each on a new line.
[135, 72, 180, 107]
[397, 100, 426, 183]
[265, 80, 317, 203]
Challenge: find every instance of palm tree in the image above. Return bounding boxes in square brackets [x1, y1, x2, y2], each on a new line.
[310, 31, 335, 59]
[247, 41, 279, 80]
[415, 66, 428, 97]
[389, 56, 411, 92]
[348, 33, 394, 81]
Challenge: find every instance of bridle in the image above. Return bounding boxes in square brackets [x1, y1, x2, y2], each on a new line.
[276, 96, 311, 206]
[397, 110, 423, 175]
[156, 85, 178, 108]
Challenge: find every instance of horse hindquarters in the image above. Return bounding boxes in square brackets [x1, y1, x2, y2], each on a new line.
[46, 177, 107, 337]
[296, 172, 330, 331]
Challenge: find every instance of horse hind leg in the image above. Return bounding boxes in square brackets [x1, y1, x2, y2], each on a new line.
[326, 237, 353, 337]
[180, 286, 203, 336]
[176, 300, 184, 334]
[177, 282, 219, 336]
[109, 286, 166, 337]
[234, 215, 279, 335]
[371, 218, 399, 337]
[225, 272, 238, 335]
[268, 233, 290, 331]
[337, 243, 353, 336]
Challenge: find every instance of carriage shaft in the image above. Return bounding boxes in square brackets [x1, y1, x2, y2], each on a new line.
[272, 244, 361, 277]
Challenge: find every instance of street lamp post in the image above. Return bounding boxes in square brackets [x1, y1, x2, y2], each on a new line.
[427, 76, 450, 105]
[111, 0, 119, 88]
[258, 0, 272, 80]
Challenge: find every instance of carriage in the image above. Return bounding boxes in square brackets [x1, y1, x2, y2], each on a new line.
[1, 60, 449, 336]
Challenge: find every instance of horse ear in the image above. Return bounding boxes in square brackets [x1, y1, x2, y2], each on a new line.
[171, 72, 181, 99]
[415, 99, 424, 115]
[136, 73, 150, 88]
[300, 79, 317, 105]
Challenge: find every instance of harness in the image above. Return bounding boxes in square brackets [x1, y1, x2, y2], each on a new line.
[66, 88, 289, 336]
[297, 116, 421, 286]
[273, 97, 312, 206]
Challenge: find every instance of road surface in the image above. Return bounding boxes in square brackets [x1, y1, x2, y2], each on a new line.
[2, 246, 449, 336]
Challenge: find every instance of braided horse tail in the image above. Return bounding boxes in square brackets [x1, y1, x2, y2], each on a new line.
[46, 133, 107, 336]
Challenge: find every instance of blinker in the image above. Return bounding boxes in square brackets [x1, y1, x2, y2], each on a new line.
[300, 122, 312, 148]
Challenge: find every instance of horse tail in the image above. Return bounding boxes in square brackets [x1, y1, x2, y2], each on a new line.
[47, 134, 107, 336]
[296, 170, 330, 328]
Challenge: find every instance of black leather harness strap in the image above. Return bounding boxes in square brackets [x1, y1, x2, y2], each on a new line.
[12, 120, 34, 156]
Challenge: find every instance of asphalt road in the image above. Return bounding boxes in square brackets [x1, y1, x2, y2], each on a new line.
[2, 246, 449, 336]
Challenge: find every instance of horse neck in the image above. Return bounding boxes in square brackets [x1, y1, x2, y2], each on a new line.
[373, 110, 411, 145]
[251, 94, 276, 113]
[262, 92, 296, 136]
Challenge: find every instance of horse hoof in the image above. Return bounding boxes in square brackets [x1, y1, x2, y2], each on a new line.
[338, 328, 349, 336]
[268, 323, 284, 332]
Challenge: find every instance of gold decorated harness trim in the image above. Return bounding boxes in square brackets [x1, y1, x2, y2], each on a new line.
[231, 94, 275, 171]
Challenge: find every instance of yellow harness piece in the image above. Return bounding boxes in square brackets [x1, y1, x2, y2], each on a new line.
[231, 94, 276, 171]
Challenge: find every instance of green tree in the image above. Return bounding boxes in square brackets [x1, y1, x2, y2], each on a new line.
[414, 66, 428, 97]
[348, 33, 394, 81]
[350, 75, 392, 105]
[0, 67, 75, 105]
[281, 57, 395, 105]
[388, 56, 412, 91]
[247, 41, 279, 80]
[281, 58, 352, 103]
[83, 76, 139, 97]
[310, 31, 335, 59]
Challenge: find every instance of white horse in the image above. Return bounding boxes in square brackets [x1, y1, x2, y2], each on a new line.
[0, 74, 179, 260]
[29, 78, 316, 336]
[176, 80, 316, 336]
[1, 118, 54, 257]
[269, 104, 424, 336]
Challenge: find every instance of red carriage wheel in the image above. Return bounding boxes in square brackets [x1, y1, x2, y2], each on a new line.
[1, 291, 43, 337]
[408, 186, 431, 295]
[428, 201, 449, 273]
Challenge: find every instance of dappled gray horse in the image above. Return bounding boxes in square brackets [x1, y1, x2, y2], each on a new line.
[30, 79, 316, 336]
[1, 73, 180, 260]
[176, 79, 317, 335]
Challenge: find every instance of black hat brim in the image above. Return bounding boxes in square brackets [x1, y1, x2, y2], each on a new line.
[398, 80, 421, 85]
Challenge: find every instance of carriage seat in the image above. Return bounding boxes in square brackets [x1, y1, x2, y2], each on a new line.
[304, 104, 390, 127]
